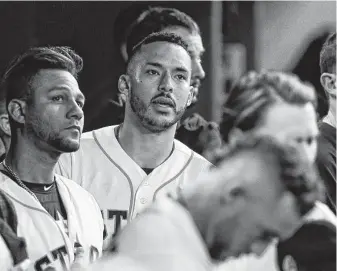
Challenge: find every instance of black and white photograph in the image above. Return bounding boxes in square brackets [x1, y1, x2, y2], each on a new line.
[0, 1, 335, 271]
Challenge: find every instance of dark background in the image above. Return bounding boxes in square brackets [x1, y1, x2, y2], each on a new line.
[0, 1, 335, 131]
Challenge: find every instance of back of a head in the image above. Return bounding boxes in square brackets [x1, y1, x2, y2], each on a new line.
[220, 71, 317, 142]
[320, 32, 336, 74]
[0, 46, 83, 124]
[211, 135, 324, 216]
[125, 6, 200, 61]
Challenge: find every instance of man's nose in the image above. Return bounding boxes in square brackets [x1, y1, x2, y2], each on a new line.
[67, 100, 84, 120]
[192, 59, 205, 80]
[159, 72, 174, 92]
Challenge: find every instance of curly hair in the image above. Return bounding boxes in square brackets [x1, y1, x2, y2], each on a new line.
[211, 135, 325, 216]
[220, 70, 317, 143]
[1, 46, 83, 109]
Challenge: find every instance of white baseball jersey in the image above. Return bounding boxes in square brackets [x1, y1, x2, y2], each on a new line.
[0, 171, 104, 271]
[56, 125, 212, 250]
[116, 196, 212, 271]
[215, 201, 336, 271]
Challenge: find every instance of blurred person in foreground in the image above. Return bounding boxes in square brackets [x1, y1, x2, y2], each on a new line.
[90, 135, 322, 271]
[0, 46, 104, 270]
[217, 70, 336, 271]
[317, 32, 336, 213]
[56, 33, 212, 251]
[105, 6, 222, 156]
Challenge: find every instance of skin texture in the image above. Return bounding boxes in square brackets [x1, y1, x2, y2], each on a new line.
[253, 102, 319, 163]
[123, 41, 193, 133]
[162, 27, 205, 103]
[24, 69, 85, 153]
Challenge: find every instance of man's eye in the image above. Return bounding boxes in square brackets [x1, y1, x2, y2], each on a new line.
[52, 96, 64, 102]
[76, 101, 84, 108]
[146, 69, 159, 75]
[176, 74, 187, 81]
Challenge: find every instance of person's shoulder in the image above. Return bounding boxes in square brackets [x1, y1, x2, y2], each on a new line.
[55, 174, 96, 200]
[174, 139, 212, 166]
[81, 125, 117, 141]
[305, 201, 337, 224]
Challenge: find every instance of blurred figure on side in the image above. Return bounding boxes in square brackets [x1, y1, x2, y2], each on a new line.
[317, 32, 336, 213]
[91, 136, 323, 271]
[217, 70, 336, 271]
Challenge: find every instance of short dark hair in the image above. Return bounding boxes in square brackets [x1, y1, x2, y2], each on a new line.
[221, 71, 317, 142]
[127, 32, 191, 71]
[212, 135, 324, 216]
[1, 46, 83, 109]
[125, 6, 200, 60]
[320, 33, 336, 74]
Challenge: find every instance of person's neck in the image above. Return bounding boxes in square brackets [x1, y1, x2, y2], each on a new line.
[118, 115, 176, 169]
[323, 101, 336, 128]
[4, 135, 60, 184]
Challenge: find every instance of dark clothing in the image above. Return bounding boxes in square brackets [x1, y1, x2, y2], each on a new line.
[277, 220, 336, 271]
[22, 181, 67, 221]
[316, 122, 336, 213]
[0, 189, 28, 264]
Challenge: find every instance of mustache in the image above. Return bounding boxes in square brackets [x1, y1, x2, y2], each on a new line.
[151, 93, 176, 108]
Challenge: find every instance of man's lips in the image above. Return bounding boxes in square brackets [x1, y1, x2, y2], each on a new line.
[65, 125, 81, 132]
[152, 97, 175, 107]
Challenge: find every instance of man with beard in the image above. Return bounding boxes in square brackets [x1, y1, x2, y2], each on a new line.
[92, 6, 222, 158]
[89, 136, 323, 271]
[0, 46, 104, 270]
[56, 33, 212, 251]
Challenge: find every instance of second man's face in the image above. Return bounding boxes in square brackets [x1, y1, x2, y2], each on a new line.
[126, 41, 193, 132]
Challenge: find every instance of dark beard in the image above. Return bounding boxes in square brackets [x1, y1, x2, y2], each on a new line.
[129, 90, 185, 133]
[26, 114, 80, 153]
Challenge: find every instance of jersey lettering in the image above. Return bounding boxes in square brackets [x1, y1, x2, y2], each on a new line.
[35, 245, 69, 271]
[102, 209, 128, 236]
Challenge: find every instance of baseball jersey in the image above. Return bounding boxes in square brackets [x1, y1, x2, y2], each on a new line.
[56, 125, 212, 250]
[0, 171, 104, 270]
[115, 196, 212, 271]
[214, 201, 336, 271]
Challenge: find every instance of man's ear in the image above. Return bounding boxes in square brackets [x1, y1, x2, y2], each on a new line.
[118, 75, 131, 98]
[7, 99, 26, 125]
[0, 114, 11, 136]
[320, 73, 336, 97]
[186, 86, 194, 107]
